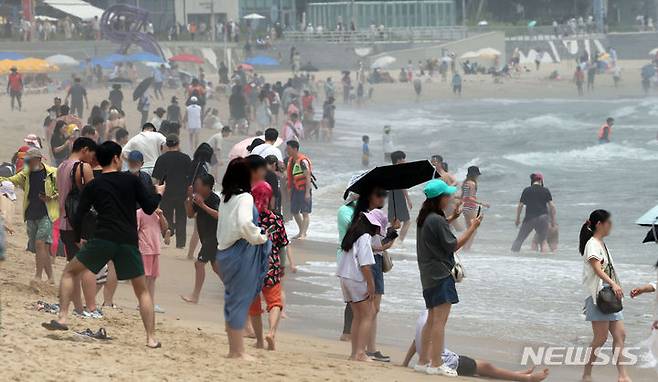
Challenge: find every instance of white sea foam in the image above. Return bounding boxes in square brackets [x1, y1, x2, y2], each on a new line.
[503, 143, 658, 168]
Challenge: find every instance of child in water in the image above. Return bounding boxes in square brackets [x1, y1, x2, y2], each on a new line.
[361, 135, 370, 167]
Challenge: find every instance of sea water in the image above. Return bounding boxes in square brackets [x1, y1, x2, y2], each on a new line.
[288, 97, 658, 349]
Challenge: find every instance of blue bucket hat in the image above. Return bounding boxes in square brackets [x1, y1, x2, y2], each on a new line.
[127, 150, 144, 163]
[424, 179, 457, 199]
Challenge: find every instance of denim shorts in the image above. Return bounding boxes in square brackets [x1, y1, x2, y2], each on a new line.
[372, 254, 385, 295]
[423, 276, 459, 309]
[584, 296, 624, 322]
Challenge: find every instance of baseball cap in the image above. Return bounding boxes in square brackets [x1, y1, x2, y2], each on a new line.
[424, 179, 457, 199]
[531, 172, 544, 182]
[25, 147, 43, 160]
[166, 134, 180, 147]
[128, 150, 144, 163]
[190, 96, 198, 103]
[0, 181, 16, 201]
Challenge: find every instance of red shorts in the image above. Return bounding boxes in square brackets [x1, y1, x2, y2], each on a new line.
[248, 283, 283, 316]
[141, 254, 160, 277]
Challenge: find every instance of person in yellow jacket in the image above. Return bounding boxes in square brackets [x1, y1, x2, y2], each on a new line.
[1, 147, 59, 284]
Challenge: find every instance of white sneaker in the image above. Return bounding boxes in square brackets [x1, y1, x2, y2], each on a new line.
[426, 364, 458, 377]
[154, 305, 165, 314]
[413, 363, 429, 373]
[83, 309, 103, 319]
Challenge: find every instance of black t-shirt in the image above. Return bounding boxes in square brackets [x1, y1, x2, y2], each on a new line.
[520, 184, 552, 221]
[25, 169, 48, 220]
[68, 84, 87, 106]
[265, 170, 281, 211]
[166, 104, 181, 123]
[152, 151, 192, 200]
[74, 171, 161, 244]
[193, 192, 219, 248]
[50, 133, 69, 162]
[109, 89, 123, 109]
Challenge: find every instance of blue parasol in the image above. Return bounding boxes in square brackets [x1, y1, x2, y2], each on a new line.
[127, 52, 164, 63]
[244, 55, 280, 66]
[0, 52, 26, 60]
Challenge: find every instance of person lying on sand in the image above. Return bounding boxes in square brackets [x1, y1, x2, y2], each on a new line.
[403, 311, 549, 382]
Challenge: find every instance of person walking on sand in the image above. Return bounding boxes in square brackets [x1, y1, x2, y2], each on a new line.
[181, 174, 220, 304]
[185, 96, 202, 154]
[579, 210, 631, 382]
[1, 148, 58, 285]
[7, 67, 24, 111]
[152, 134, 192, 249]
[415, 179, 481, 376]
[42, 141, 165, 349]
[403, 310, 549, 381]
[461, 166, 488, 251]
[65, 77, 88, 120]
[249, 176, 290, 351]
[286, 141, 312, 239]
[598, 117, 613, 144]
[511, 173, 557, 253]
[57, 137, 100, 318]
[121, 123, 166, 175]
[336, 210, 382, 361]
[574, 66, 585, 96]
[388, 151, 412, 243]
[137, 206, 169, 314]
[215, 158, 270, 360]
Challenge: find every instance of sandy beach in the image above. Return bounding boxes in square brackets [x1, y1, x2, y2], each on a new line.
[1, 59, 658, 381]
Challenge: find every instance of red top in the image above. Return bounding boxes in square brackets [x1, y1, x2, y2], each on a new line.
[8, 72, 23, 92]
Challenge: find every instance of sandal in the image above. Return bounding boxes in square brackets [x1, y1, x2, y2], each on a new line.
[146, 341, 162, 349]
[42, 320, 69, 331]
[75, 327, 112, 340]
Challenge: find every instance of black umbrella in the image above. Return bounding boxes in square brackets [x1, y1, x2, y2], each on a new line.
[343, 160, 436, 199]
[133, 77, 154, 101]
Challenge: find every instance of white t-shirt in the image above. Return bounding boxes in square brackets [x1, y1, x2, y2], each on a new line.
[251, 143, 283, 162]
[186, 104, 202, 130]
[122, 131, 166, 170]
[207, 133, 225, 159]
[383, 133, 394, 154]
[336, 233, 375, 282]
[582, 237, 616, 303]
[414, 311, 459, 369]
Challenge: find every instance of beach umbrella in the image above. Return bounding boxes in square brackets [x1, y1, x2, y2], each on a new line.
[343, 160, 436, 200]
[637, 205, 658, 226]
[460, 51, 479, 60]
[244, 55, 279, 66]
[441, 56, 453, 63]
[371, 55, 396, 69]
[238, 63, 254, 71]
[127, 52, 164, 63]
[169, 54, 204, 64]
[0, 52, 25, 60]
[133, 77, 154, 101]
[642, 64, 656, 79]
[144, 61, 170, 69]
[300, 62, 319, 72]
[103, 53, 129, 63]
[650, 48, 658, 56]
[229, 135, 283, 160]
[243, 13, 266, 20]
[45, 54, 79, 66]
[528, 20, 537, 28]
[477, 48, 502, 59]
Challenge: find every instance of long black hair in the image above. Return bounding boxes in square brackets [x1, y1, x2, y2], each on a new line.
[416, 196, 446, 228]
[341, 213, 379, 252]
[221, 158, 251, 203]
[579, 209, 611, 255]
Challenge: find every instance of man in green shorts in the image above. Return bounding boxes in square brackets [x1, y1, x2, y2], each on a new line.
[42, 141, 165, 349]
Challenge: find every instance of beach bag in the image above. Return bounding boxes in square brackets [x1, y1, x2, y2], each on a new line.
[596, 245, 622, 314]
[381, 251, 393, 273]
[451, 254, 465, 283]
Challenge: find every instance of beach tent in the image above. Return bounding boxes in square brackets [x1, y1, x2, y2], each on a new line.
[45, 54, 79, 66]
[371, 55, 396, 69]
[43, 0, 104, 20]
[477, 48, 501, 59]
[243, 13, 266, 20]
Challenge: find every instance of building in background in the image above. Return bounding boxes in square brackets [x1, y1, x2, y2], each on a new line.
[306, 0, 458, 30]
[239, 0, 297, 28]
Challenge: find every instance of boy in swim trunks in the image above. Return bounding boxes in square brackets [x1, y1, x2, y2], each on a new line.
[403, 311, 549, 381]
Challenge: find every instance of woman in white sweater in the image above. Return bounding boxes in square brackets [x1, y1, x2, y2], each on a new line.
[216, 158, 270, 360]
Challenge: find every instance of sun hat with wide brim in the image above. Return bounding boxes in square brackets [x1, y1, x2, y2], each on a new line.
[424, 179, 457, 199]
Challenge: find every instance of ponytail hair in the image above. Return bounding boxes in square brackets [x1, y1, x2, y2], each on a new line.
[579, 209, 611, 255]
[416, 196, 446, 228]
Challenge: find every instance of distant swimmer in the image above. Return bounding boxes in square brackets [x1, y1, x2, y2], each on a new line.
[598, 117, 614, 144]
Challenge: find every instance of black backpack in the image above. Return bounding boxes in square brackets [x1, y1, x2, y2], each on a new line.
[64, 162, 97, 239]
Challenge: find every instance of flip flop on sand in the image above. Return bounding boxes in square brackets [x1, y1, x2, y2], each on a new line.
[42, 320, 68, 331]
[146, 341, 162, 349]
[75, 328, 112, 340]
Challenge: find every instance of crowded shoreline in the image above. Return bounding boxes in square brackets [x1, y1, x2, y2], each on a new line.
[1, 47, 658, 382]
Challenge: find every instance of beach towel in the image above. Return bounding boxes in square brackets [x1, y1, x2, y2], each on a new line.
[216, 206, 271, 330]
